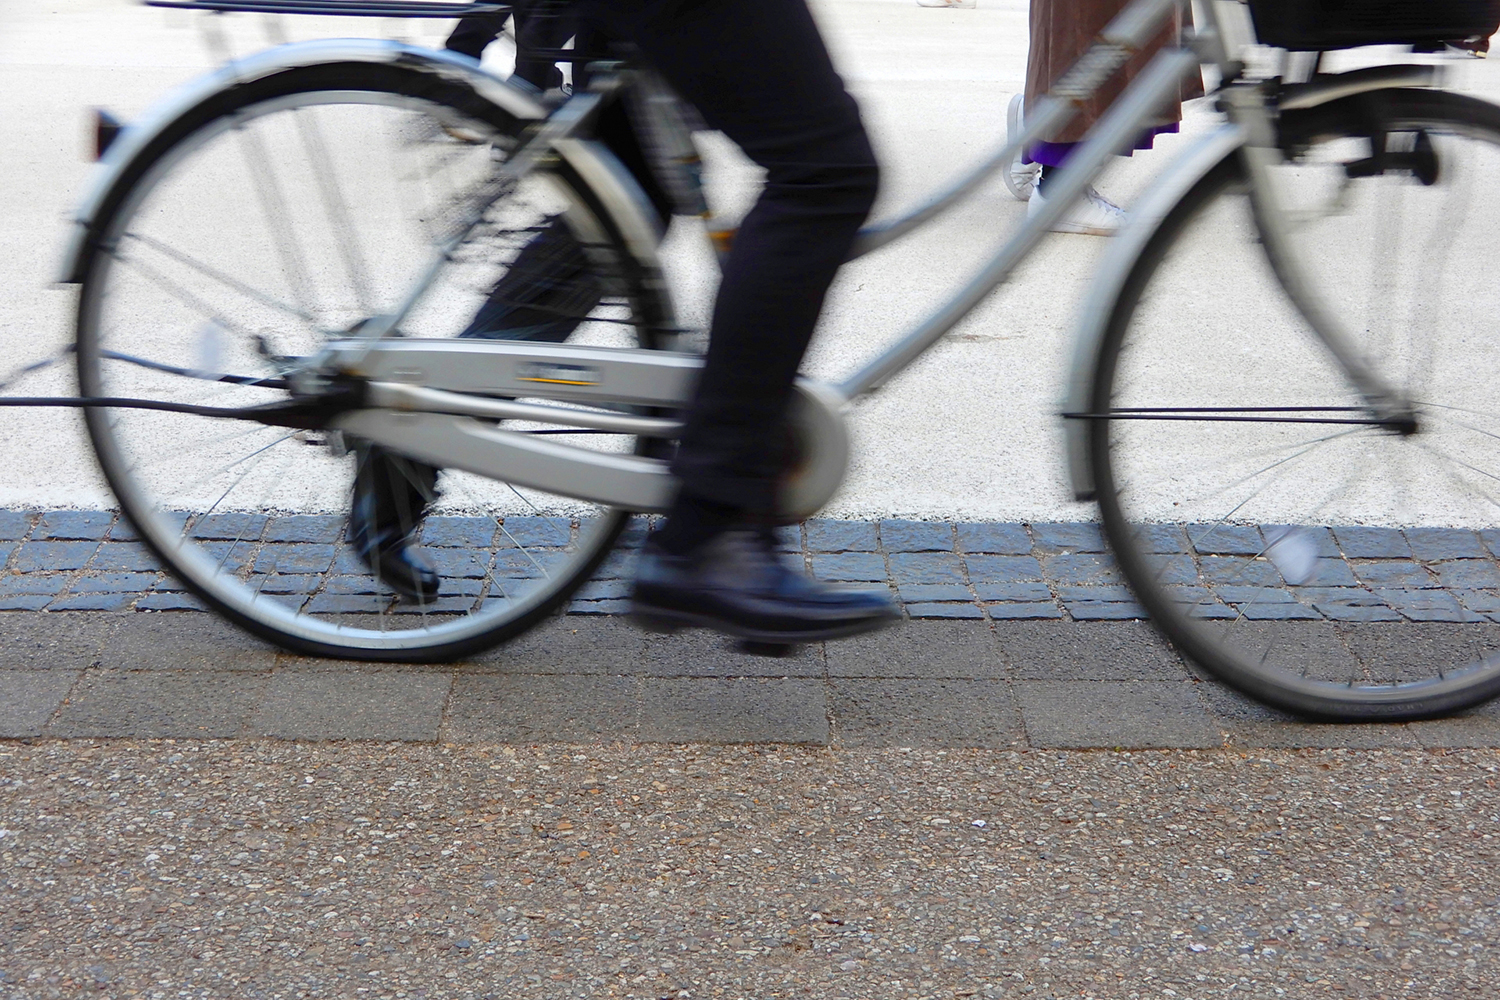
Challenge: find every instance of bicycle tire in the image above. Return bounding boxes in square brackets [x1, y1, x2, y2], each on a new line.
[75, 60, 674, 662]
[1090, 88, 1500, 720]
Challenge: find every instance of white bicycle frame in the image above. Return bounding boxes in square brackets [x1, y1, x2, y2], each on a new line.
[60, 0, 1442, 515]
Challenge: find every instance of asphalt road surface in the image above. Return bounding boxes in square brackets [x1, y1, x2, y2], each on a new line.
[2, 741, 1496, 1000]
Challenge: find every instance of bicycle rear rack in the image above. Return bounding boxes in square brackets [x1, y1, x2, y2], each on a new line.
[145, 0, 506, 16]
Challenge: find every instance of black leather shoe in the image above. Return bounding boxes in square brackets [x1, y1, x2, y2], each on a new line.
[630, 530, 900, 642]
[349, 444, 441, 604]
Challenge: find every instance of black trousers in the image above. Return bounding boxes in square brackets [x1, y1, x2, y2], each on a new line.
[446, 9, 569, 91]
[582, 0, 879, 518]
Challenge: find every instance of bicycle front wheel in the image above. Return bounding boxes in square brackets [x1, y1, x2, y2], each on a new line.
[75, 60, 674, 661]
[1091, 89, 1500, 720]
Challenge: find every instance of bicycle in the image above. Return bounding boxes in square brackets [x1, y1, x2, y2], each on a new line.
[56, 0, 1500, 719]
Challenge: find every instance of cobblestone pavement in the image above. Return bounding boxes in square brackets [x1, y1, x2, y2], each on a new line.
[6, 510, 1500, 624]
[5, 511, 1500, 748]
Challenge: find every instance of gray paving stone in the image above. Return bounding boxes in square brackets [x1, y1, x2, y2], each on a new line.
[0, 595, 57, 610]
[97, 614, 277, 672]
[985, 602, 1063, 619]
[253, 543, 336, 575]
[811, 552, 887, 582]
[1337, 621, 1500, 685]
[639, 629, 825, 678]
[263, 515, 343, 544]
[907, 602, 985, 619]
[1334, 525, 1411, 559]
[1065, 601, 1147, 621]
[34, 510, 114, 541]
[1408, 696, 1500, 748]
[189, 513, 269, 541]
[91, 542, 160, 572]
[592, 547, 638, 581]
[50, 669, 267, 738]
[69, 571, 158, 594]
[830, 678, 1022, 747]
[879, 519, 954, 552]
[425, 548, 492, 578]
[964, 554, 1044, 583]
[1016, 680, 1220, 749]
[973, 581, 1052, 602]
[137, 592, 208, 611]
[251, 668, 451, 740]
[14, 540, 98, 573]
[1133, 524, 1189, 554]
[0, 510, 35, 540]
[995, 620, 1184, 680]
[200, 540, 256, 573]
[897, 584, 973, 603]
[492, 550, 568, 579]
[887, 552, 966, 585]
[1457, 590, 1500, 618]
[421, 516, 497, 548]
[1197, 682, 1419, 748]
[1158, 585, 1220, 607]
[826, 620, 1003, 678]
[0, 614, 116, 669]
[568, 598, 632, 615]
[465, 617, 648, 674]
[637, 677, 828, 744]
[0, 574, 71, 596]
[1350, 559, 1434, 588]
[1299, 558, 1357, 587]
[1030, 522, 1106, 554]
[303, 594, 390, 614]
[1406, 527, 1487, 561]
[771, 525, 801, 552]
[1057, 585, 1136, 604]
[1198, 556, 1282, 587]
[1140, 554, 1198, 585]
[107, 517, 140, 541]
[1187, 524, 1263, 556]
[573, 579, 632, 601]
[1239, 603, 1323, 621]
[500, 516, 571, 548]
[955, 522, 1031, 555]
[1310, 601, 1400, 623]
[1216, 585, 1295, 605]
[50, 592, 135, 611]
[1433, 559, 1500, 590]
[0, 669, 77, 736]
[445, 674, 640, 742]
[1483, 529, 1500, 560]
[1262, 525, 1340, 558]
[1039, 553, 1121, 586]
[806, 519, 878, 552]
[1180, 600, 1241, 620]
[1199, 620, 1362, 683]
[1377, 589, 1486, 623]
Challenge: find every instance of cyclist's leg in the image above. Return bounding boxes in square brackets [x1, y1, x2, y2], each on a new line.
[600, 0, 879, 524]
[588, 0, 897, 638]
[444, 12, 510, 60]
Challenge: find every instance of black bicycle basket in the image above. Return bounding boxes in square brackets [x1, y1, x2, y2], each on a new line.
[1246, 0, 1500, 50]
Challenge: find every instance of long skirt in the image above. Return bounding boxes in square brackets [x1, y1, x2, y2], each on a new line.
[1023, 0, 1204, 164]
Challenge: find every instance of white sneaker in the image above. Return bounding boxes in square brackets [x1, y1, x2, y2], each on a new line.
[916, 0, 976, 7]
[1028, 184, 1125, 236]
[1002, 93, 1040, 201]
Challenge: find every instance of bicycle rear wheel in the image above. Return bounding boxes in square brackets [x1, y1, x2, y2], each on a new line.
[1091, 89, 1500, 720]
[75, 61, 674, 661]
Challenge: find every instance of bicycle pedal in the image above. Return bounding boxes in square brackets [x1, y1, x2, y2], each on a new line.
[737, 640, 797, 658]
